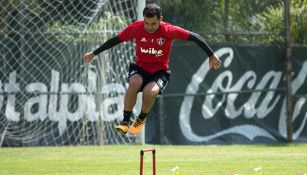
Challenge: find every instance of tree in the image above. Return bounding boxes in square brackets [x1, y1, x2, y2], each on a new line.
[159, 0, 306, 44]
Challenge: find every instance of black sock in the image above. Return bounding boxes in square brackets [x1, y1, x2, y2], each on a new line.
[123, 110, 132, 122]
[138, 111, 147, 120]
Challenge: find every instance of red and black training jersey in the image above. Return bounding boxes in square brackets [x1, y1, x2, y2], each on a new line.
[118, 21, 189, 74]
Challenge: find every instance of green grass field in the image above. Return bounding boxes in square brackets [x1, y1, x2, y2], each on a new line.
[1, 144, 307, 175]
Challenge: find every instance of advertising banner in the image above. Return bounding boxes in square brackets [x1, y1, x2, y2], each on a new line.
[147, 44, 307, 144]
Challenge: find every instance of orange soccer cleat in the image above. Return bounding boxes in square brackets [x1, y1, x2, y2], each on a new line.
[128, 118, 146, 135]
[114, 121, 130, 135]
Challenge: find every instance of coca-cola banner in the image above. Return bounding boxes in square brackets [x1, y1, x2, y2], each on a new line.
[147, 44, 307, 144]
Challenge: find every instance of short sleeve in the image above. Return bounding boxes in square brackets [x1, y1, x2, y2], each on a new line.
[168, 25, 190, 40]
[118, 23, 136, 41]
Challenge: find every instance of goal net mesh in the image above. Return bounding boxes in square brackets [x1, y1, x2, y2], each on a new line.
[0, 0, 139, 146]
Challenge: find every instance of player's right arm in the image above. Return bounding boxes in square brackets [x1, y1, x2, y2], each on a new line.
[83, 36, 123, 62]
[83, 22, 137, 62]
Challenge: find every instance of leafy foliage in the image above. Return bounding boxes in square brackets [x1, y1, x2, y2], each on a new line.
[1, 0, 306, 44]
[160, 0, 307, 44]
[250, 0, 307, 44]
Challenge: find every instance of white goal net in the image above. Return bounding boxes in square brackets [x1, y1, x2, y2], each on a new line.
[0, 0, 140, 146]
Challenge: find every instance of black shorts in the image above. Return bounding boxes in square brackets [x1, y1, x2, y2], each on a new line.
[128, 63, 171, 95]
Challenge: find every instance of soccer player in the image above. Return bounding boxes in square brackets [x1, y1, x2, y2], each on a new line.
[83, 3, 222, 135]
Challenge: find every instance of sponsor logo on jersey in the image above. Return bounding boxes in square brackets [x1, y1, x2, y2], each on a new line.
[140, 47, 163, 57]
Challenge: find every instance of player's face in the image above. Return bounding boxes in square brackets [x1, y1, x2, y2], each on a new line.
[144, 16, 162, 34]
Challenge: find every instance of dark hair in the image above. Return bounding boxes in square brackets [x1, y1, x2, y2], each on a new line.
[143, 3, 162, 19]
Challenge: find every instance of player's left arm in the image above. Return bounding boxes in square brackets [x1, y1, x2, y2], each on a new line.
[188, 32, 222, 70]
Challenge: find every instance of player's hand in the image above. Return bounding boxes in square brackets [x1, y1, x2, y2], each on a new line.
[209, 54, 222, 70]
[83, 52, 95, 62]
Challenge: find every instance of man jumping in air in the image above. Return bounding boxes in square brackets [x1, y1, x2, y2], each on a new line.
[83, 3, 222, 135]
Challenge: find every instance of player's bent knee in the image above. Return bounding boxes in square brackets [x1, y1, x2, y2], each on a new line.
[143, 91, 157, 100]
[129, 75, 143, 87]
[143, 86, 159, 99]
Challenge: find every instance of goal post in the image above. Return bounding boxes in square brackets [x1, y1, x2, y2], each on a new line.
[136, 0, 146, 145]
